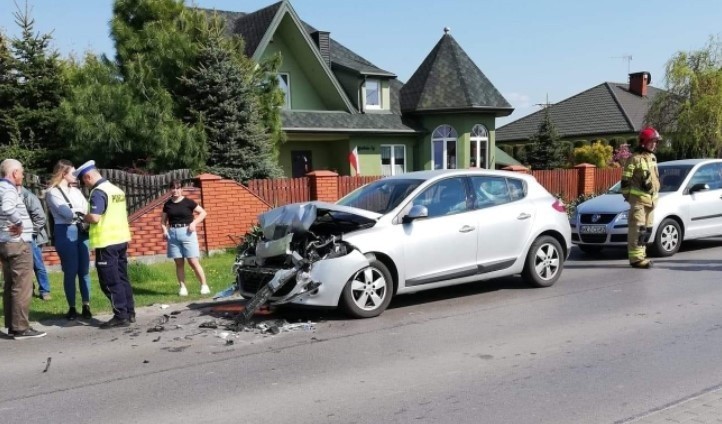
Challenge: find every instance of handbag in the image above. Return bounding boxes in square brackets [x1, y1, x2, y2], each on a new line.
[58, 187, 89, 233]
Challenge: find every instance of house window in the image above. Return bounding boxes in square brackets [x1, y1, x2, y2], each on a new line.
[470, 124, 489, 169]
[365, 79, 381, 109]
[381, 145, 406, 176]
[277, 73, 290, 109]
[431, 125, 458, 170]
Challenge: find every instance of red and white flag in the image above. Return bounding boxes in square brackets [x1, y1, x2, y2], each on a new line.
[349, 146, 360, 175]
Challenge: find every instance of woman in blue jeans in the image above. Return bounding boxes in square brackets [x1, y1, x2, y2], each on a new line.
[45, 160, 92, 321]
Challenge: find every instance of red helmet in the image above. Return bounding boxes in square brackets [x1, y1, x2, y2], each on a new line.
[639, 127, 661, 143]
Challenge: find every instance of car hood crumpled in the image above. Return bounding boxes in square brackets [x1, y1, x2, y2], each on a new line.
[258, 201, 381, 241]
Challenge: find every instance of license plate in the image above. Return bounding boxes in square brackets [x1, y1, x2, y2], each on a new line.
[580, 225, 606, 234]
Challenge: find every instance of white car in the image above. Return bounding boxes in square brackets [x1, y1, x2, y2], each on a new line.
[571, 159, 722, 256]
[235, 169, 572, 318]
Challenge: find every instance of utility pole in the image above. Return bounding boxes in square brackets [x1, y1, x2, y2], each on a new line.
[535, 94, 553, 109]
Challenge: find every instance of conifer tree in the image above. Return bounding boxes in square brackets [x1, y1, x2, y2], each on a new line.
[526, 107, 567, 169]
[0, 4, 65, 170]
[179, 29, 282, 182]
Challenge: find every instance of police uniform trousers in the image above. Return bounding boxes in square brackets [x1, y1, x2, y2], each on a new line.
[627, 197, 654, 263]
[95, 242, 135, 320]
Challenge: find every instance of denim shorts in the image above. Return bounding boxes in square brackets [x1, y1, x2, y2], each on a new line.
[167, 227, 200, 259]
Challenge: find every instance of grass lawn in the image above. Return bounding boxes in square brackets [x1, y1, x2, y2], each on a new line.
[1, 251, 237, 324]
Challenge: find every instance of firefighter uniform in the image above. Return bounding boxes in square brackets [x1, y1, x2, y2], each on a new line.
[621, 148, 660, 267]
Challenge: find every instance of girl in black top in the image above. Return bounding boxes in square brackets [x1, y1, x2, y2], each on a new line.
[161, 180, 209, 296]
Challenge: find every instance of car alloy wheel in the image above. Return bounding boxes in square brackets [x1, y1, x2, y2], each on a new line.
[522, 235, 564, 288]
[652, 218, 681, 257]
[342, 259, 393, 318]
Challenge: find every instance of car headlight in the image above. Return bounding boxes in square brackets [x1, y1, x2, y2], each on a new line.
[616, 211, 628, 222]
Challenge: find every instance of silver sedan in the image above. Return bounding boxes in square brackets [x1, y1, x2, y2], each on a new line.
[571, 159, 722, 256]
[235, 169, 572, 318]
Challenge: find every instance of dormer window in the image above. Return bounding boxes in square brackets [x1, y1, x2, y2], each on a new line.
[365, 79, 381, 109]
[277, 73, 291, 109]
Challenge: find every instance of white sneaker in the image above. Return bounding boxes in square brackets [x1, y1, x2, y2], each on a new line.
[200, 285, 211, 295]
[179, 286, 188, 296]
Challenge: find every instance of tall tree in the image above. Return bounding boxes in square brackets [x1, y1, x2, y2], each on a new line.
[178, 28, 282, 182]
[526, 107, 567, 169]
[111, 0, 209, 97]
[0, 3, 66, 171]
[59, 54, 206, 171]
[647, 36, 722, 158]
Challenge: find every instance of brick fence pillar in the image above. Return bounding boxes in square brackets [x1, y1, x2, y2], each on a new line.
[308, 170, 339, 202]
[575, 163, 596, 196]
[196, 173, 224, 253]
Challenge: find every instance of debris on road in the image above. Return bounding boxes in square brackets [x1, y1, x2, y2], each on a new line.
[43, 357, 51, 373]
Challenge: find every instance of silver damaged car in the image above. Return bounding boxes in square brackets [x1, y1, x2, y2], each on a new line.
[235, 169, 572, 318]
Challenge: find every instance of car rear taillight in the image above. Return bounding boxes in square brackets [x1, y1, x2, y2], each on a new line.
[552, 199, 566, 213]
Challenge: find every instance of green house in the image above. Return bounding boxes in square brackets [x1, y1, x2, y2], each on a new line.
[211, 0, 516, 177]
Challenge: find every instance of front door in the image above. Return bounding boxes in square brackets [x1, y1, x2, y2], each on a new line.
[399, 177, 477, 287]
[684, 162, 722, 238]
[291, 150, 313, 178]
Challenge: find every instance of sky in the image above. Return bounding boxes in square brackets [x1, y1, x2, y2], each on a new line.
[1, 0, 721, 126]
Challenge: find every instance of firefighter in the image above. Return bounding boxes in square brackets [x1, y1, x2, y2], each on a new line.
[621, 127, 661, 269]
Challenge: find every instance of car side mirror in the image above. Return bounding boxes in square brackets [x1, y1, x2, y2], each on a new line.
[402, 205, 428, 223]
[689, 183, 710, 194]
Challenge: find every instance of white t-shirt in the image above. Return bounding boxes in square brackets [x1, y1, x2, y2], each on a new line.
[45, 186, 89, 225]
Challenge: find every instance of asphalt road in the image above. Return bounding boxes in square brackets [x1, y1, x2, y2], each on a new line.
[3, 240, 722, 424]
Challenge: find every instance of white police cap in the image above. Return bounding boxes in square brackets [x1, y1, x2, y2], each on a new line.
[73, 160, 96, 178]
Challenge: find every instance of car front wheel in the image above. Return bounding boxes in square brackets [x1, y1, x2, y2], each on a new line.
[341, 259, 393, 318]
[522, 235, 564, 288]
[651, 218, 681, 257]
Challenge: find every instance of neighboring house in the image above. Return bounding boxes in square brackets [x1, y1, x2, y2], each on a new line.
[496, 72, 665, 146]
[208, 0, 516, 177]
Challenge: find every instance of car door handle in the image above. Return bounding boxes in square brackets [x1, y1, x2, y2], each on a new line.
[459, 225, 475, 233]
[517, 213, 532, 220]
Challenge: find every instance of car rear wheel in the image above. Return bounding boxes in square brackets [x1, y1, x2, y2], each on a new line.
[651, 218, 681, 257]
[341, 259, 393, 318]
[522, 236, 564, 288]
[577, 244, 603, 254]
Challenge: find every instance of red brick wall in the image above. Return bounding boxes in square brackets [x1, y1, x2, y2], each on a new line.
[197, 173, 272, 251]
[40, 171, 344, 264]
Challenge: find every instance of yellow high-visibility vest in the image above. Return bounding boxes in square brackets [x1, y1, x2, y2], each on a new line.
[88, 181, 131, 249]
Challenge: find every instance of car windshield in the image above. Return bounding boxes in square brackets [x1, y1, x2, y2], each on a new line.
[607, 164, 694, 194]
[337, 178, 424, 214]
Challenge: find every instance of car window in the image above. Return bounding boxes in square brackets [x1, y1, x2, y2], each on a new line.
[470, 176, 512, 209]
[507, 178, 526, 201]
[687, 163, 721, 190]
[338, 179, 423, 213]
[411, 177, 469, 218]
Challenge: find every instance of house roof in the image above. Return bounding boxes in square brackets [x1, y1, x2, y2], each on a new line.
[496, 82, 665, 143]
[280, 110, 420, 133]
[400, 32, 513, 116]
[203, 2, 395, 78]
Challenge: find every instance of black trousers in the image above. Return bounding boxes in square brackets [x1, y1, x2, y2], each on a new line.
[95, 242, 135, 320]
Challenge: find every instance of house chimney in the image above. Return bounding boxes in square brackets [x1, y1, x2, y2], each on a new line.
[629, 71, 651, 97]
[311, 31, 331, 67]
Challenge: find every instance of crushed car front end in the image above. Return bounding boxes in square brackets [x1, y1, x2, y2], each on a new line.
[234, 202, 380, 308]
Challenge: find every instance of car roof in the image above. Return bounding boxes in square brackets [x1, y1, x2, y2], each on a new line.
[659, 158, 722, 167]
[381, 169, 536, 182]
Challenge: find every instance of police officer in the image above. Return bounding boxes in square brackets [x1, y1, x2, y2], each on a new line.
[621, 127, 661, 269]
[75, 160, 136, 328]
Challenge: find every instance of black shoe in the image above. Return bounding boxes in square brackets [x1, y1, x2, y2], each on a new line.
[129, 313, 136, 324]
[13, 327, 47, 340]
[631, 259, 653, 269]
[66, 307, 78, 321]
[81, 305, 93, 319]
[99, 316, 130, 329]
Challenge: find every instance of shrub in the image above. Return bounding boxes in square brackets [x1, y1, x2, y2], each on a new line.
[573, 141, 613, 168]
